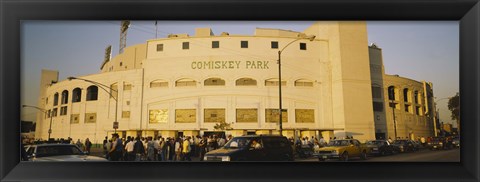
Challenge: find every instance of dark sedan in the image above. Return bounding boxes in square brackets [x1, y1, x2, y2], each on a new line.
[391, 140, 417, 153]
[365, 140, 395, 156]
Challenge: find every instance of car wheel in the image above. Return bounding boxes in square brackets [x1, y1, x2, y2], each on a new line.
[361, 150, 368, 160]
[340, 152, 349, 162]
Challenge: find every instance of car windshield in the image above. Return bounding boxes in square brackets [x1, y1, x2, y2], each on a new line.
[328, 140, 351, 146]
[223, 138, 253, 149]
[393, 140, 407, 144]
[36, 145, 83, 157]
[366, 141, 384, 145]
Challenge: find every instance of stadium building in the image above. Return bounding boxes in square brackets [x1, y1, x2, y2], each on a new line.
[34, 21, 436, 144]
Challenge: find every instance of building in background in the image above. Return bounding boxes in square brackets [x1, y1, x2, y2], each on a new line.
[34, 21, 435, 144]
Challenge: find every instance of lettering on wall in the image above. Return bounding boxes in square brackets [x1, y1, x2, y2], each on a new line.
[191, 61, 270, 69]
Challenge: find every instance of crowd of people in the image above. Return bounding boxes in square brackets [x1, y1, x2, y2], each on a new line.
[102, 133, 232, 161]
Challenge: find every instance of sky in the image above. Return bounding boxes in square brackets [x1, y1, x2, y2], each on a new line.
[20, 21, 459, 127]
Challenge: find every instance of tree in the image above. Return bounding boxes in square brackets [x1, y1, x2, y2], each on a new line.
[447, 92, 460, 134]
[213, 120, 232, 131]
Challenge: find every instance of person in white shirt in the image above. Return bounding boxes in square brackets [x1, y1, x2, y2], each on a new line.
[125, 139, 135, 161]
[174, 138, 181, 161]
[218, 137, 226, 147]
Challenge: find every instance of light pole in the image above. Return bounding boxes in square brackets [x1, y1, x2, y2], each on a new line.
[387, 87, 398, 139]
[22, 105, 53, 140]
[67, 77, 119, 134]
[278, 34, 316, 136]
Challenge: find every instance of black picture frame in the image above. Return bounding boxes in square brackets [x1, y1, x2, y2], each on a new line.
[1, 0, 479, 181]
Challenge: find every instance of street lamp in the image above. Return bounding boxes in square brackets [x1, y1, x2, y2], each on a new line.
[22, 105, 53, 140]
[278, 34, 316, 136]
[67, 76, 119, 134]
[387, 87, 398, 139]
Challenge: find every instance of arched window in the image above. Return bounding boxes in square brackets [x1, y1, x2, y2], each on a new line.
[414, 91, 419, 104]
[150, 80, 168, 88]
[204, 78, 225, 86]
[61, 90, 69, 104]
[235, 78, 257, 86]
[294, 79, 314, 87]
[86, 86, 98, 101]
[175, 78, 196, 87]
[265, 78, 286, 86]
[110, 83, 118, 100]
[72, 88, 82, 103]
[53, 92, 59, 106]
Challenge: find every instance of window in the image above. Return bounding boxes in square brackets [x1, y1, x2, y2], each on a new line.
[124, 82, 132, 91]
[120, 62, 123, 66]
[204, 78, 225, 86]
[47, 110, 51, 118]
[265, 109, 287, 123]
[122, 111, 130, 119]
[53, 93, 59, 106]
[175, 109, 196, 123]
[61, 90, 69, 104]
[157, 44, 163, 52]
[86, 86, 98, 101]
[182, 42, 189, 50]
[371, 86, 382, 99]
[149, 109, 168, 123]
[388, 86, 396, 100]
[300, 43, 307, 50]
[416, 106, 422, 116]
[414, 91, 419, 104]
[72, 88, 82, 103]
[295, 109, 314, 123]
[403, 88, 410, 102]
[241, 41, 248, 48]
[85, 113, 97, 123]
[265, 78, 286, 86]
[373, 102, 384, 112]
[150, 80, 168, 88]
[70, 114, 79, 124]
[405, 104, 412, 113]
[212, 41, 219, 48]
[126, 101, 130, 105]
[271, 41, 278, 49]
[204, 109, 225, 123]
[60, 106, 67, 116]
[236, 109, 258, 123]
[295, 79, 313, 87]
[175, 78, 196, 87]
[236, 78, 257, 86]
[52, 108, 58, 117]
[110, 83, 118, 99]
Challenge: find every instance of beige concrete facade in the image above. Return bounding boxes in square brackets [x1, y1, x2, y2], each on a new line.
[34, 21, 435, 144]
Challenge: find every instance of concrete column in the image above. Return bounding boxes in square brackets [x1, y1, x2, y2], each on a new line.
[321, 130, 334, 142]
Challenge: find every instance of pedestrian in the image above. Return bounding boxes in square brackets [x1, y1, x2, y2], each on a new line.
[175, 138, 182, 161]
[182, 136, 192, 161]
[103, 136, 108, 156]
[159, 137, 166, 161]
[199, 136, 208, 161]
[85, 138, 92, 154]
[133, 137, 145, 161]
[218, 136, 226, 147]
[109, 133, 124, 161]
[76, 139, 83, 149]
[146, 137, 155, 161]
[104, 139, 112, 159]
[124, 137, 135, 161]
[168, 138, 175, 161]
[153, 136, 160, 161]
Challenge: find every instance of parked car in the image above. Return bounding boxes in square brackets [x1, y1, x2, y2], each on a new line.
[427, 137, 445, 150]
[203, 135, 294, 161]
[314, 139, 370, 161]
[365, 140, 395, 156]
[411, 140, 423, 150]
[25, 144, 107, 162]
[391, 140, 417, 153]
[451, 137, 460, 148]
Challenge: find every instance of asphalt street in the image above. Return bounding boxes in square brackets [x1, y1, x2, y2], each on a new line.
[296, 148, 460, 162]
